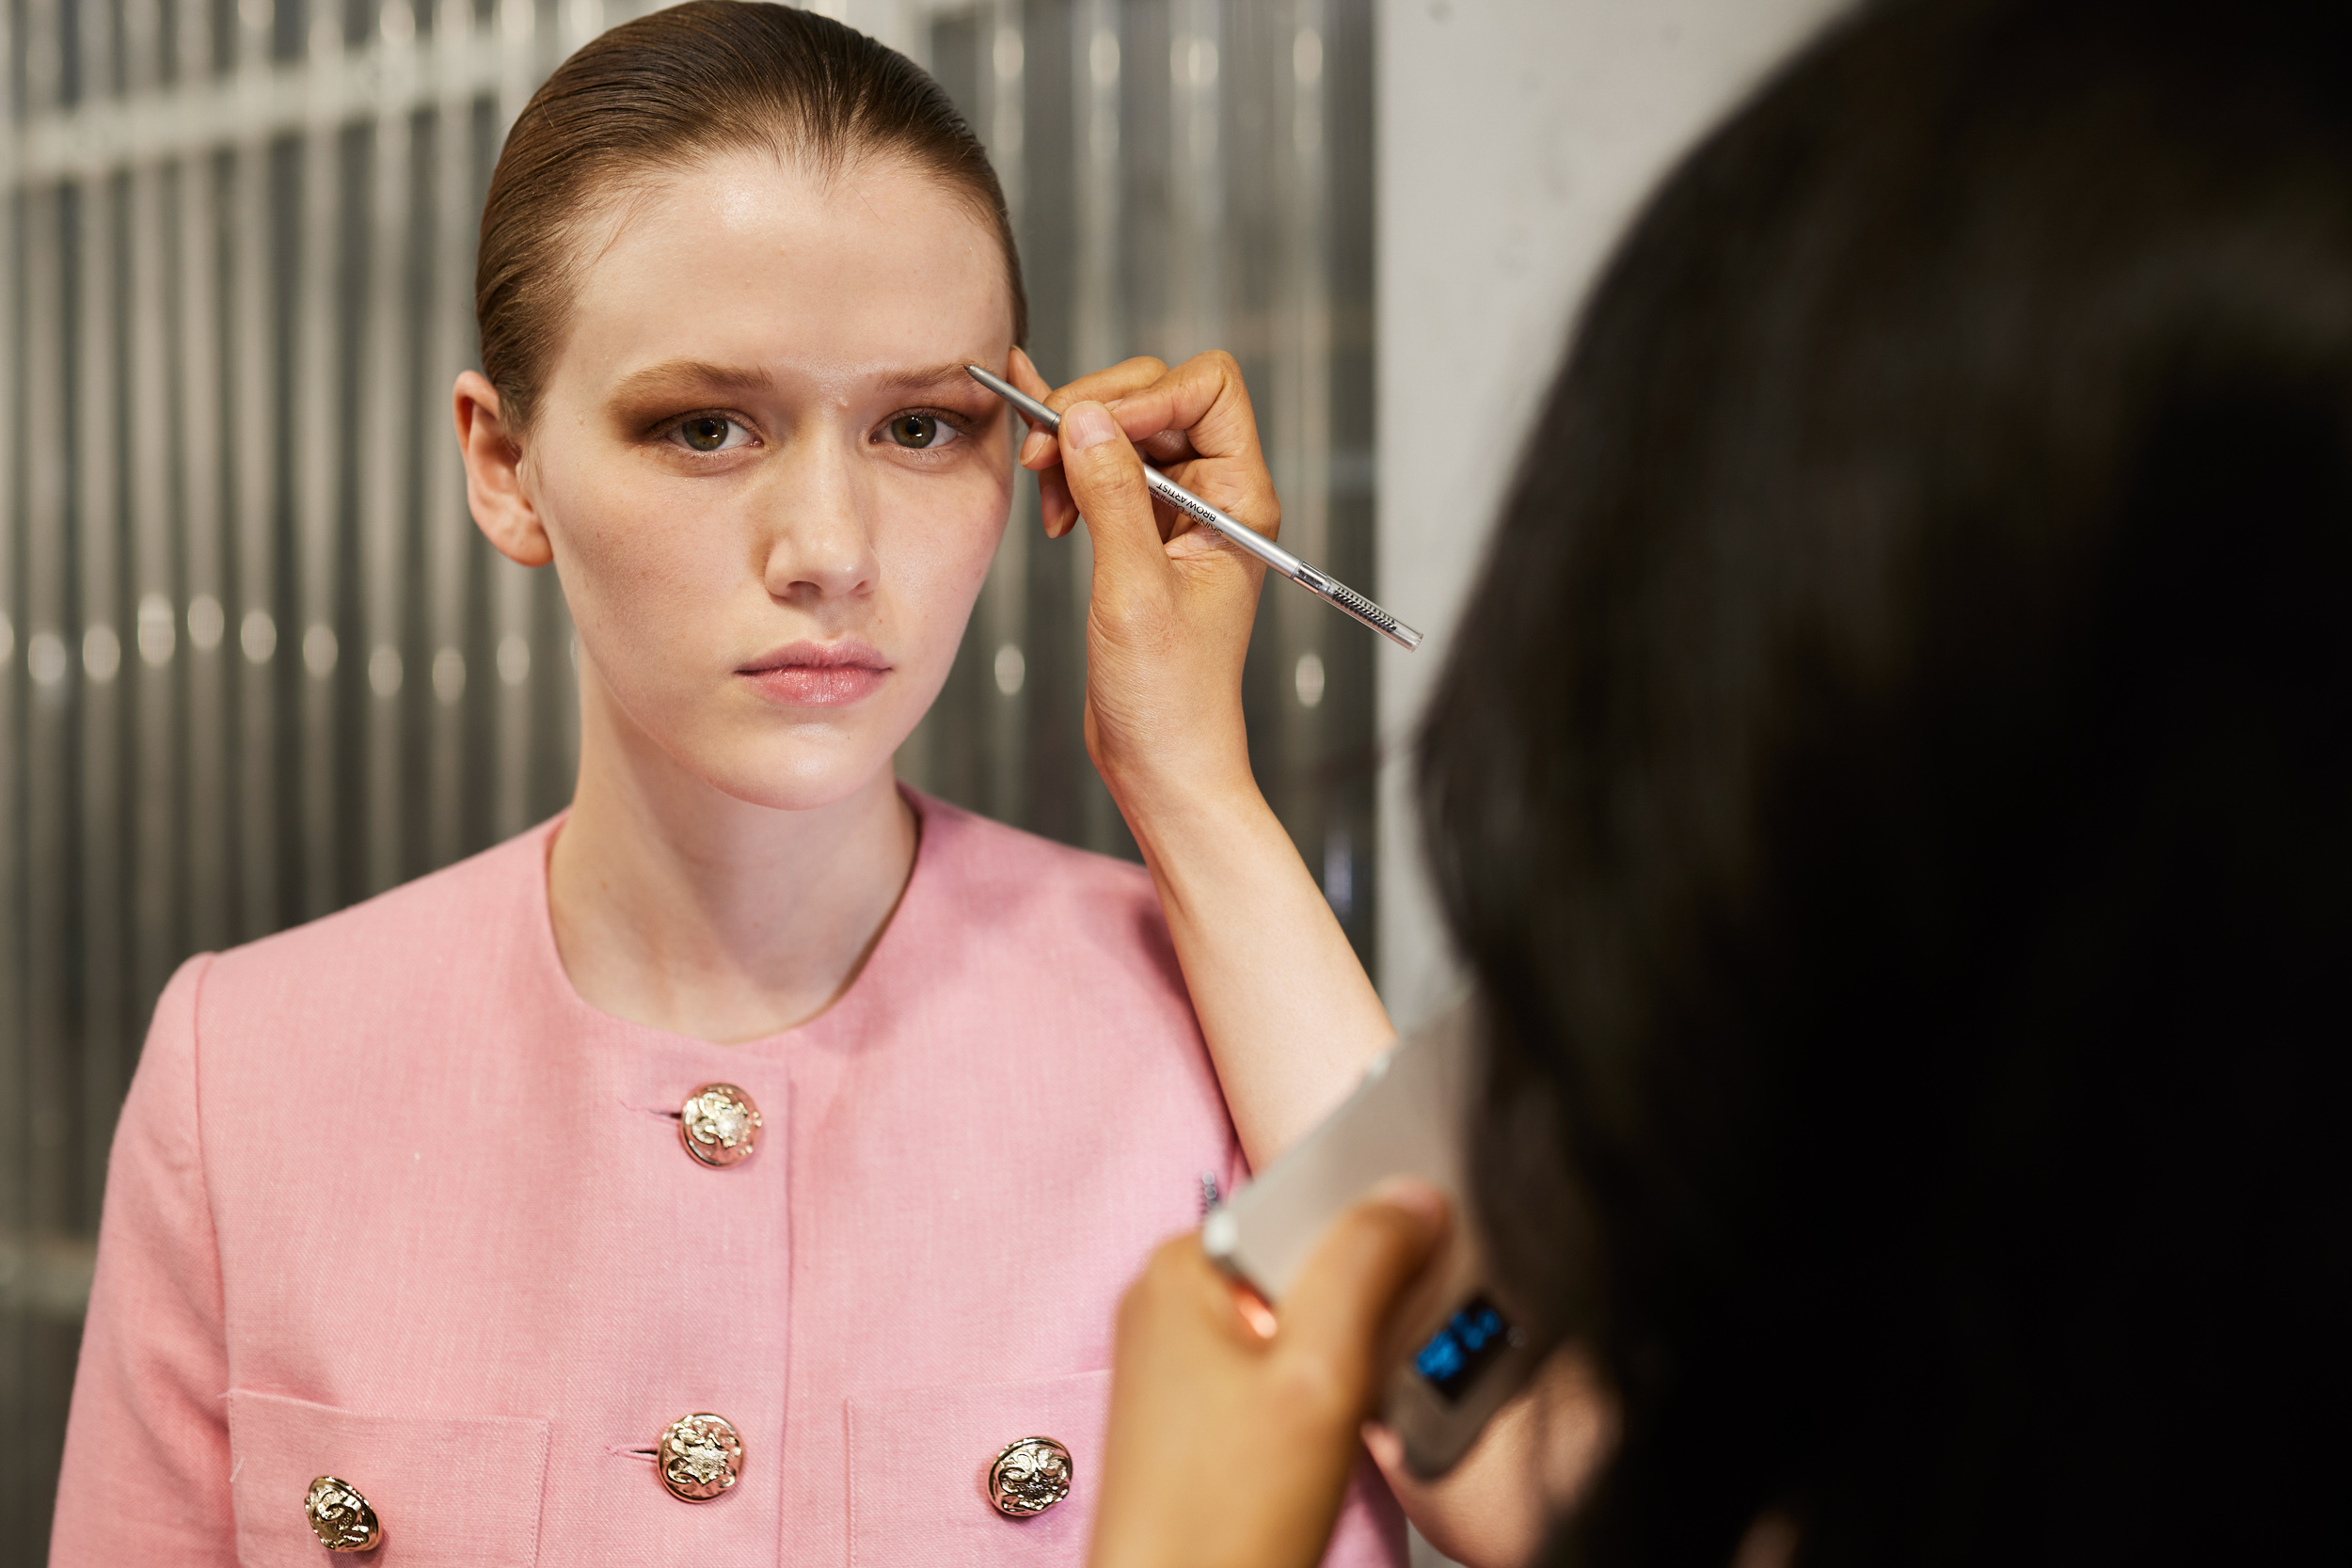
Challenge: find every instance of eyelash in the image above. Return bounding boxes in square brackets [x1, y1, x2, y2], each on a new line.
[652, 406, 978, 458]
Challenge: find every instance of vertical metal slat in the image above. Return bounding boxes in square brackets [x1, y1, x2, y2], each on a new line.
[229, 7, 279, 942]
[73, 155, 126, 1228]
[294, 38, 344, 920]
[423, 0, 477, 867]
[0, 45, 25, 1252]
[177, 146, 232, 955]
[127, 151, 181, 1039]
[21, 173, 68, 1239]
[360, 57, 414, 895]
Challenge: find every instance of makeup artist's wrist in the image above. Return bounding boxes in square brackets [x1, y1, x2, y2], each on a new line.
[1120, 784, 1301, 955]
[1099, 747, 1270, 864]
[1088, 689, 1250, 801]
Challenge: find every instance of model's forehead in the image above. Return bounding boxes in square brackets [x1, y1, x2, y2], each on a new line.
[562, 150, 1011, 387]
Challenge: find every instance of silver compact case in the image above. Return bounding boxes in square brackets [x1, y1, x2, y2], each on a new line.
[1202, 1003, 1554, 1479]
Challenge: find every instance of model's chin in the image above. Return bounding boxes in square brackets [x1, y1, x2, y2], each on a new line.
[691, 722, 909, 815]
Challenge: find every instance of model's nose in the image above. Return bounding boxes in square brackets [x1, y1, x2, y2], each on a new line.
[758, 439, 879, 605]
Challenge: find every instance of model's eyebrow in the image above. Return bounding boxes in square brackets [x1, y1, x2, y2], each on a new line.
[610, 359, 776, 402]
[875, 361, 993, 398]
[610, 359, 992, 403]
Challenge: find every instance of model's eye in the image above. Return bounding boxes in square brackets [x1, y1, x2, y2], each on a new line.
[885, 412, 959, 451]
[673, 415, 750, 452]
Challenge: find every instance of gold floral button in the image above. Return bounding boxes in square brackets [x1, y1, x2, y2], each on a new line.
[988, 1435, 1073, 1517]
[658, 1412, 744, 1502]
[304, 1475, 383, 1552]
[679, 1084, 762, 1168]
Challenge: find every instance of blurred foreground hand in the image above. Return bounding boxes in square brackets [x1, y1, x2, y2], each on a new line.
[1089, 1183, 1447, 1568]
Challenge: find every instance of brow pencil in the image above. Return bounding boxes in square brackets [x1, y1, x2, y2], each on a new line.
[966, 364, 1424, 651]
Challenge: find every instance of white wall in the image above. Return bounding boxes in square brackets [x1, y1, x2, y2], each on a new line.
[1374, 0, 1850, 1028]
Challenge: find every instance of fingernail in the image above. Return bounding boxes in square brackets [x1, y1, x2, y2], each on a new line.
[1020, 430, 1053, 466]
[1062, 402, 1119, 451]
[1368, 1176, 1449, 1227]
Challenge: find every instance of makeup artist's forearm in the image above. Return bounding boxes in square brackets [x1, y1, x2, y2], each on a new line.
[1117, 777, 1393, 1168]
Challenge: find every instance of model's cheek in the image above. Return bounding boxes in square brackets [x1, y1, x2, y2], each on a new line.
[876, 483, 1008, 626]
[540, 481, 729, 699]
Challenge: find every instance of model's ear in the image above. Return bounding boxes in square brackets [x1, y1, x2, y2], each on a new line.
[454, 371, 553, 568]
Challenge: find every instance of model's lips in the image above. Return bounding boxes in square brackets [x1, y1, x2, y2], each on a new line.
[736, 639, 891, 708]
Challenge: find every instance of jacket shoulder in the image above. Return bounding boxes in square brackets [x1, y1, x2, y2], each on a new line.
[195, 825, 548, 1025]
[911, 791, 1162, 927]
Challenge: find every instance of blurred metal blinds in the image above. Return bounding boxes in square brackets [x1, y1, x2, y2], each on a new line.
[0, 0, 1370, 1543]
[1, 0, 592, 1265]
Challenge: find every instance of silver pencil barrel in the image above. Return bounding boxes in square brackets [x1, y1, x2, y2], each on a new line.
[1294, 565, 1425, 651]
[966, 364, 1422, 652]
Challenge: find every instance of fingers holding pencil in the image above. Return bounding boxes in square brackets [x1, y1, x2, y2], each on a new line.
[981, 355, 1423, 649]
[1008, 349, 1281, 549]
[1007, 350, 1171, 538]
[1044, 388, 1265, 810]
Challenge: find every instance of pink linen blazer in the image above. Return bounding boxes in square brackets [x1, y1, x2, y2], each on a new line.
[52, 790, 1405, 1566]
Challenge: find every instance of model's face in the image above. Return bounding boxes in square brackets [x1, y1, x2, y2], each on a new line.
[522, 150, 1014, 810]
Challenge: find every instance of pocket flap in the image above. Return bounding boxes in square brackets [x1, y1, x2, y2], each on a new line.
[226, 1389, 549, 1565]
[846, 1369, 1110, 1566]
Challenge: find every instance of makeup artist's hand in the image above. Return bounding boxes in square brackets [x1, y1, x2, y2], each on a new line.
[1022, 348, 1389, 1560]
[1002, 345, 1384, 1168]
[1006, 347, 1276, 808]
[1089, 1183, 1449, 1568]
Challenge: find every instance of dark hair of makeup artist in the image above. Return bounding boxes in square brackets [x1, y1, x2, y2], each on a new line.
[1421, 0, 2351, 1562]
[478, 0, 1025, 434]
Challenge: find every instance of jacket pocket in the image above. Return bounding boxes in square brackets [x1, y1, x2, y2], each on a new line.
[226, 1388, 550, 1565]
[845, 1368, 1110, 1567]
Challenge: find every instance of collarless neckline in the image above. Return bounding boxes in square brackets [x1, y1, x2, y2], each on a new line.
[522, 784, 942, 1057]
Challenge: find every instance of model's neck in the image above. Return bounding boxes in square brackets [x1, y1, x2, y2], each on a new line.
[546, 689, 918, 1045]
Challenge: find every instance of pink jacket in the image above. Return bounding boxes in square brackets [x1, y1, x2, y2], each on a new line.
[53, 791, 1404, 1565]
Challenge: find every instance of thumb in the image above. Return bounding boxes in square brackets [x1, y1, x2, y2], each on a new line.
[1058, 400, 1178, 591]
[1276, 1180, 1450, 1408]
